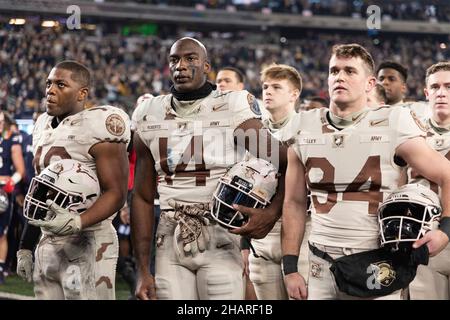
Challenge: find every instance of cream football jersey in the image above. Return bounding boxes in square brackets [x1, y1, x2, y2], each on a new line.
[32, 106, 130, 229]
[33, 106, 130, 174]
[408, 119, 450, 195]
[291, 106, 427, 249]
[264, 111, 302, 143]
[132, 90, 261, 210]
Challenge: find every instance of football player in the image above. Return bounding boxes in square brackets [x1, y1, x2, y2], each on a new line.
[16, 61, 130, 299]
[216, 67, 245, 92]
[215, 66, 258, 300]
[408, 61, 450, 300]
[0, 111, 25, 284]
[376, 61, 408, 106]
[246, 63, 311, 300]
[131, 37, 287, 300]
[282, 44, 450, 300]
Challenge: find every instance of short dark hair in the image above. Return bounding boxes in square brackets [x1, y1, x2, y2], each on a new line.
[310, 96, 329, 108]
[55, 60, 91, 87]
[376, 61, 408, 82]
[331, 44, 375, 75]
[219, 66, 245, 84]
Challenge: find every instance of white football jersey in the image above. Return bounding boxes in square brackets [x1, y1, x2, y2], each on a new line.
[32, 106, 130, 229]
[408, 119, 450, 195]
[33, 106, 130, 174]
[401, 101, 430, 119]
[133, 90, 262, 210]
[263, 111, 302, 143]
[291, 106, 427, 249]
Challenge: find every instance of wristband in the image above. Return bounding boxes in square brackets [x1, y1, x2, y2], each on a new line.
[11, 172, 22, 184]
[282, 255, 299, 276]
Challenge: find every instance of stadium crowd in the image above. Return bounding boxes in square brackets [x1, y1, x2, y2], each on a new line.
[1, 26, 449, 120]
[107, 0, 450, 22]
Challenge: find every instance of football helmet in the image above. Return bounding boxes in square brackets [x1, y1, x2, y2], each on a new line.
[211, 157, 278, 229]
[24, 159, 100, 221]
[378, 184, 441, 251]
[0, 189, 9, 214]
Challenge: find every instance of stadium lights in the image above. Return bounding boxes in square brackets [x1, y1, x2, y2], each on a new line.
[9, 18, 26, 25]
[440, 43, 447, 49]
[41, 20, 59, 28]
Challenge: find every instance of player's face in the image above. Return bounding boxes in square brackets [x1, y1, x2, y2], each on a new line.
[169, 40, 210, 92]
[216, 70, 243, 91]
[328, 55, 374, 108]
[45, 68, 85, 119]
[262, 78, 299, 112]
[377, 68, 406, 105]
[425, 70, 450, 121]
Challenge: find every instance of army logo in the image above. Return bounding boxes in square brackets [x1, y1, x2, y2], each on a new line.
[332, 134, 345, 148]
[49, 162, 64, 176]
[310, 261, 323, 279]
[105, 114, 126, 136]
[247, 93, 261, 116]
[244, 167, 256, 179]
[371, 261, 396, 287]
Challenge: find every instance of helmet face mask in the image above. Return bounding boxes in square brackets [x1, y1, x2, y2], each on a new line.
[24, 159, 100, 221]
[378, 184, 441, 252]
[211, 157, 278, 229]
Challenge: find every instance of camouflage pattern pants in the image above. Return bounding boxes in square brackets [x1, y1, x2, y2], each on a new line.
[33, 222, 118, 300]
[154, 212, 243, 300]
[249, 217, 311, 300]
[409, 244, 450, 300]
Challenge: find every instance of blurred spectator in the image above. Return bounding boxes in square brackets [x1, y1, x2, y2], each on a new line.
[0, 25, 449, 121]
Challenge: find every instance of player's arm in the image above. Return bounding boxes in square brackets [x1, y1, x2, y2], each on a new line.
[131, 133, 157, 300]
[282, 147, 308, 299]
[11, 143, 25, 182]
[396, 137, 450, 256]
[2, 142, 25, 193]
[232, 118, 288, 239]
[78, 141, 129, 228]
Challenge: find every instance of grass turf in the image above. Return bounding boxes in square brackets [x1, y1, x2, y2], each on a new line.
[0, 273, 133, 300]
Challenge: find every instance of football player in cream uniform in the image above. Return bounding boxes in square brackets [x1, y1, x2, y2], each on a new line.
[282, 44, 450, 300]
[246, 63, 311, 300]
[408, 62, 450, 300]
[131, 38, 287, 300]
[16, 61, 130, 299]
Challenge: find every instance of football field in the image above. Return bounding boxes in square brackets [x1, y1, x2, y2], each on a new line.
[0, 274, 132, 300]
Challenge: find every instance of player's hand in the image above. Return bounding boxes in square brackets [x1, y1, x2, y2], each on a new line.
[241, 249, 251, 276]
[29, 200, 82, 236]
[16, 249, 33, 282]
[284, 272, 308, 300]
[413, 229, 449, 257]
[135, 273, 157, 300]
[168, 200, 211, 257]
[230, 204, 278, 239]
